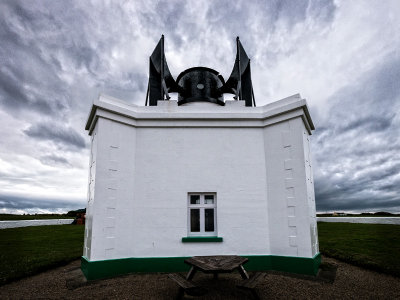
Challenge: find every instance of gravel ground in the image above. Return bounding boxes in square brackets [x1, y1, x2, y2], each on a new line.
[1, 256, 399, 299]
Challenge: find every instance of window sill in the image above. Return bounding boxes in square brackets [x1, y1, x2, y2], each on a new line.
[181, 237, 223, 243]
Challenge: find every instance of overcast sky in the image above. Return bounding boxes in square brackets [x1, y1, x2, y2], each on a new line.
[0, 0, 399, 214]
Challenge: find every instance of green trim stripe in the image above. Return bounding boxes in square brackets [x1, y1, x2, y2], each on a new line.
[81, 253, 321, 280]
[243, 253, 321, 276]
[182, 236, 223, 242]
[81, 256, 191, 280]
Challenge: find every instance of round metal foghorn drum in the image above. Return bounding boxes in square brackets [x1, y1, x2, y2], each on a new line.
[177, 67, 225, 106]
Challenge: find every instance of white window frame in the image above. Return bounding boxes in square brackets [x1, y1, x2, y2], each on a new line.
[187, 193, 217, 237]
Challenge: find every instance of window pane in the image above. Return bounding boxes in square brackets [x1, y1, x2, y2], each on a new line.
[204, 195, 214, 204]
[204, 209, 214, 232]
[190, 195, 200, 204]
[190, 209, 200, 232]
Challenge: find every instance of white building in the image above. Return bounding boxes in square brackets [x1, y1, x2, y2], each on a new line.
[81, 93, 320, 280]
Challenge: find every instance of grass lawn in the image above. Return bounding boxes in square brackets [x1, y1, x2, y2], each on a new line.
[318, 222, 400, 277]
[0, 225, 84, 285]
[1, 223, 399, 285]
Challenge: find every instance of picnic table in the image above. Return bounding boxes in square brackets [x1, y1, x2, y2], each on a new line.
[169, 256, 265, 299]
[184, 255, 249, 280]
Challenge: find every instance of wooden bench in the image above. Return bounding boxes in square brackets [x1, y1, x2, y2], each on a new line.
[168, 273, 207, 299]
[236, 272, 266, 300]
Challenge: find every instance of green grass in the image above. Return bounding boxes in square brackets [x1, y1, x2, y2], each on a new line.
[0, 225, 84, 285]
[1, 223, 399, 285]
[318, 222, 400, 277]
[0, 214, 73, 220]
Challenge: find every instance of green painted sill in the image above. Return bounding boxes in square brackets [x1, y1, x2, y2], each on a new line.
[182, 236, 223, 243]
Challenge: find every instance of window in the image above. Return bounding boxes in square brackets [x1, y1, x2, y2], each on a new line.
[188, 193, 217, 236]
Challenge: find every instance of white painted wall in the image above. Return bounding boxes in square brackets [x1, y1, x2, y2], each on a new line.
[84, 95, 318, 261]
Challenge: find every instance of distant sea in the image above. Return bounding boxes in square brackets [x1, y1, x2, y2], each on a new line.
[0, 219, 74, 229]
[1, 217, 399, 229]
[317, 217, 400, 225]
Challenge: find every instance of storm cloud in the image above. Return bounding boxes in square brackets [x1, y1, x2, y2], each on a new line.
[313, 54, 400, 212]
[0, 0, 399, 213]
[39, 154, 72, 167]
[0, 193, 84, 214]
[24, 122, 86, 149]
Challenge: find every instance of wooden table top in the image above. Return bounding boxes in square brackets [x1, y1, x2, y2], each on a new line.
[184, 255, 249, 272]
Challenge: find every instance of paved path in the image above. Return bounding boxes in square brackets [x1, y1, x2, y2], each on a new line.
[1, 257, 399, 299]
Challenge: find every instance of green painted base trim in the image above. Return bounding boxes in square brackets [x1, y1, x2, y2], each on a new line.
[243, 252, 321, 276]
[81, 252, 321, 281]
[81, 256, 191, 280]
[182, 236, 223, 243]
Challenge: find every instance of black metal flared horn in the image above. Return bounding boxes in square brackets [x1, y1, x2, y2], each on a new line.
[146, 35, 179, 106]
[221, 37, 255, 107]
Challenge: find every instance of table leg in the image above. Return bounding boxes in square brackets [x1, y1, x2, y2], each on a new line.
[186, 266, 197, 280]
[177, 288, 184, 300]
[237, 265, 249, 279]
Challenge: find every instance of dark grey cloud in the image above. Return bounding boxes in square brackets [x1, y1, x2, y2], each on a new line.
[313, 53, 400, 213]
[0, 65, 68, 115]
[341, 115, 395, 133]
[39, 154, 71, 167]
[0, 193, 84, 211]
[0, 0, 145, 118]
[24, 122, 86, 149]
[0, 2, 72, 117]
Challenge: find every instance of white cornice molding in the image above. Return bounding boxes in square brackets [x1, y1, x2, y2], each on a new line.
[85, 94, 315, 135]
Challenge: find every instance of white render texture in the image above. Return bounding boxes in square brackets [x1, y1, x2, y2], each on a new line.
[84, 94, 318, 261]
